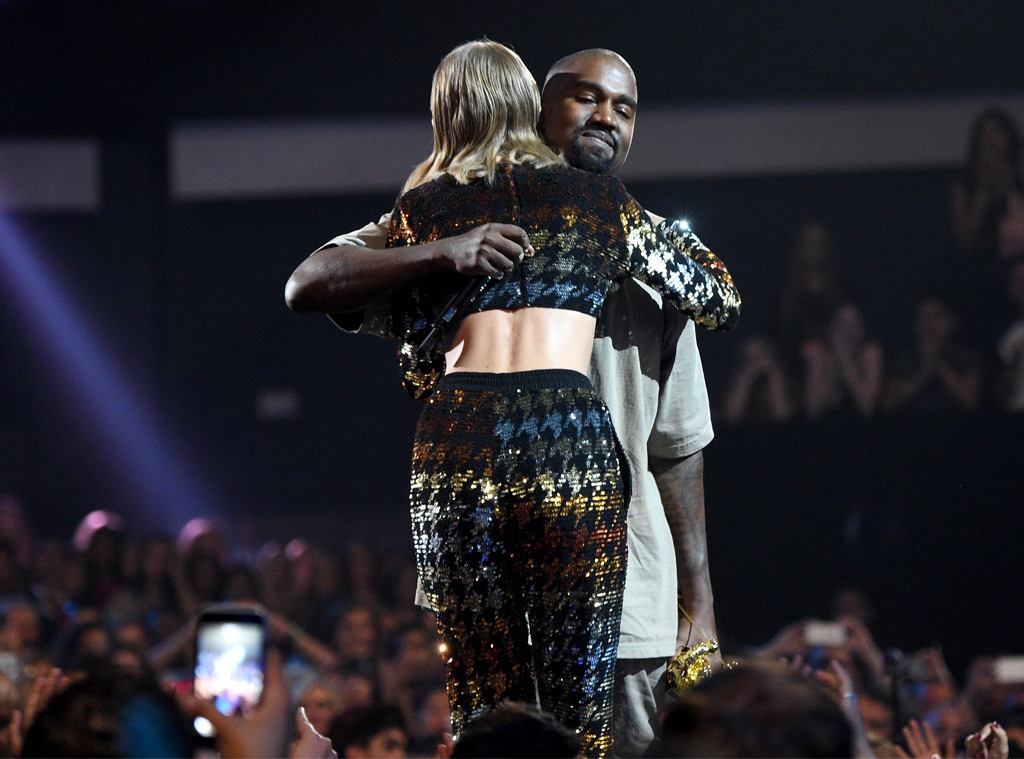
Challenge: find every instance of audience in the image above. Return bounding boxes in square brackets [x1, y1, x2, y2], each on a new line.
[658, 659, 855, 757]
[326, 704, 408, 758]
[801, 301, 885, 421]
[20, 667, 194, 758]
[720, 334, 797, 426]
[0, 497, 1013, 759]
[882, 293, 984, 413]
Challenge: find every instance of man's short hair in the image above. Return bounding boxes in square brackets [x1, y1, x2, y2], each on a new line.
[542, 48, 636, 94]
[451, 701, 581, 758]
[328, 704, 408, 751]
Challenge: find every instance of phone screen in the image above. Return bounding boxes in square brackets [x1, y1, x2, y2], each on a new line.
[193, 608, 266, 737]
[803, 621, 848, 648]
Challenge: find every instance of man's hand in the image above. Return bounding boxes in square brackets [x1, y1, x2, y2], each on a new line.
[286, 222, 532, 314]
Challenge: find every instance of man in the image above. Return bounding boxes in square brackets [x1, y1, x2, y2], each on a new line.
[286, 49, 736, 756]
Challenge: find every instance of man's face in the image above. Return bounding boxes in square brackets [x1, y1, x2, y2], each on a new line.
[540, 55, 637, 175]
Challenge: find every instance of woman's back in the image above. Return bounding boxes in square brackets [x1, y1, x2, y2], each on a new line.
[388, 163, 737, 381]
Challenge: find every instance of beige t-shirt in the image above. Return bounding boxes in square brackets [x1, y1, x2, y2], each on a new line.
[318, 216, 714, 658]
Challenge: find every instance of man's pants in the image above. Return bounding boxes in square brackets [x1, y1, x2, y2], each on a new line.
[612, 658, 668, 758]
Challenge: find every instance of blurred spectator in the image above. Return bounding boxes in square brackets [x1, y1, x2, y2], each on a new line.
[343, 540, 381, 611]
[658, 659, 854, 757]
[256, 542, 297, 618]
[802, 302, 884, 420]
[304, 551, 346, 646]
[223, 562, 263, 605]
[0, 600, 43, 677]
[921, 701, 978, 754]
[380, 622, 447, 742]
[0, 672, 19, 757]
[328, 669, 378, 715]
[995, 258, 1024, 410]
[448, 701, 579, 758]
[950, 108, 1024, 261]
[721, 335, 796, 426]
[327, 703, 409, 759]
[751, 615, 888, 698]
[182, 552, 226, 610]
[73, 510, 127, 612]
[26, 538, 86, 643]
[948, 108, 1024, 336]
[128, 533, 195, 620]
[830, 588, 877, 631]
[407, 683, 452, 757]
[776, 219, 847, 364]
[333, 604, 384, 684]
[0, 496, 34, 572]
[963, 656, 1024, 727]
[177, 517, 227, 565]
[856, 687, 896, 749]
[51, 616, 113, 676]
[882, 294, 984, 413]
[297, 676, 347, 737]
[21, 666, 194, 757]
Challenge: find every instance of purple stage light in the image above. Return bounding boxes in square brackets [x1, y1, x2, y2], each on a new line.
[0, 212, 225, 530]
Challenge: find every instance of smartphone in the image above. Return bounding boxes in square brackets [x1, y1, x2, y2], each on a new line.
[803, 620, 848, 648]
[192, 605, 267, 740]
[994, 655, 1024, 684]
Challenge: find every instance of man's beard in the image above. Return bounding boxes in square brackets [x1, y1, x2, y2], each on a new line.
[568, 137, 615, 175]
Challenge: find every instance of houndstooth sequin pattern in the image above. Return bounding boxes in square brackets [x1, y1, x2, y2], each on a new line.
[386, 163, 740, 400]
[410, 370, 628, 759]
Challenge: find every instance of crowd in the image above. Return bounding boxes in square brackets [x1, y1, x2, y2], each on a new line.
[0, 494, 1016, 757]
[719, 107, 1024, 425]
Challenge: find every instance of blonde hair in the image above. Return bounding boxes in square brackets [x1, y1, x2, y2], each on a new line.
[403, 39, 562, 191]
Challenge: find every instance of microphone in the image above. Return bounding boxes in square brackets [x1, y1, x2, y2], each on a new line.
[416, 275, 492, 358]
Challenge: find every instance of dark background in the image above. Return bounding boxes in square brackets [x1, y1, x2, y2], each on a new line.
[2, 1, 1023, 674]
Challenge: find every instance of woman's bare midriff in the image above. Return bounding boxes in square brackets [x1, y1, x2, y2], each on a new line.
[444, 308, 596, 375]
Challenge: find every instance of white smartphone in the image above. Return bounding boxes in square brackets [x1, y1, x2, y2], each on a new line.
[994, 655, 1024, 684]
[803, 620, 848, 648]
[192, 605, 267, 740]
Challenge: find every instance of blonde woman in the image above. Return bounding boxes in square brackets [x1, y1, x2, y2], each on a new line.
[373, 40, 737, 757]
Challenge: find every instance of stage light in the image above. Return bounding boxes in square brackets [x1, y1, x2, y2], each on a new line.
[0, 212, 224, 530]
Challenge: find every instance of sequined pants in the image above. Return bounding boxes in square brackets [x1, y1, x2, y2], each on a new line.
[410, 369, 629, 759]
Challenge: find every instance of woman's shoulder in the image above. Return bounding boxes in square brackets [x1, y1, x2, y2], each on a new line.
[399, 173, 458, 201]
[512, 163, 626, 198]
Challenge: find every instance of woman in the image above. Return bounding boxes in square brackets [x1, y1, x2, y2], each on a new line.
[379, 40, 737, 757]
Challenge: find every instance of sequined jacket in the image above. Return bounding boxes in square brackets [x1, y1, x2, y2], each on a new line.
[384, 163, 740, 399]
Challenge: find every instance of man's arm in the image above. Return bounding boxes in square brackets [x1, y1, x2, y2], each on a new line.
[284, 220, 533, 315]
[651, 450, 717, 650]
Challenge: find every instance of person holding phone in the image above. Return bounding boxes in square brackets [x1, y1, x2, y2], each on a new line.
[192, 606, 269, 735]
[181, 607, 335, 759]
